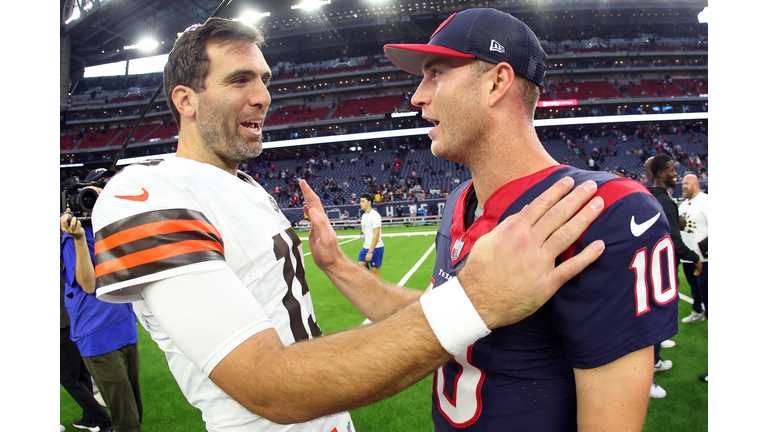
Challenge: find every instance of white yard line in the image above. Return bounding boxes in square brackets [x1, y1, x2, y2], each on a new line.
[303, 237, 358, 257]
[299, 231, 436, 241]
[362, 242, 436, 326]
[397, 243, 436, 287]
[300, 231, 436, 256]
[678, 293, 693, 304]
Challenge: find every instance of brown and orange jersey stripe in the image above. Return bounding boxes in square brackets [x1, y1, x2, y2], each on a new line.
[94, 208, 224, 289]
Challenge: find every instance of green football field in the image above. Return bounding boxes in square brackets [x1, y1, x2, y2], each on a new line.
[60, 224, 707, 431]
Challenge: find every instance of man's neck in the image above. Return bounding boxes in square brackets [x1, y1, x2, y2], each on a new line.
[176, 130, 239, 176]
[469, 135, 558, 208]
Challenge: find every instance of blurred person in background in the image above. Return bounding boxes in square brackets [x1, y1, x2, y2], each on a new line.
[60, 176, 142, 432]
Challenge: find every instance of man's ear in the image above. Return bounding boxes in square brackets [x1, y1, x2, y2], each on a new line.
[488, 63, 515, 108]
[172, 85, 198, 120]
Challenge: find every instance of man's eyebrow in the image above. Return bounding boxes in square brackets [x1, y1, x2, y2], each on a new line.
[223, 69, 272, 82]
[422, 58, 442, 74]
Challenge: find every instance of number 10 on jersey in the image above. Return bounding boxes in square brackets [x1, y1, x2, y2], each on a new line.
[630, 236, 678, 316]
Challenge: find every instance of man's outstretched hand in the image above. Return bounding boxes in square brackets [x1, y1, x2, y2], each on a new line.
[300, 180, 347, 272]
[458, 177, 606, 330]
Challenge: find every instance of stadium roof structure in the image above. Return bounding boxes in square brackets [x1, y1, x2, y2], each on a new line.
[61, 0, 708, 68]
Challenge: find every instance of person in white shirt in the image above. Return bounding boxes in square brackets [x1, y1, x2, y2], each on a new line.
[357, 193, 385, 276]
[679, 174, 709, 324]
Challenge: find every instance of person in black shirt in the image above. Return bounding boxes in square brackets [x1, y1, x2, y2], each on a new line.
[646, 154, 702, 397]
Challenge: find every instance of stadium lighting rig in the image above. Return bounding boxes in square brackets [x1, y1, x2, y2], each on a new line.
[292, 0, 331, 10]
[236, 11, 271, 25]
[123, 39, 159, 51]
[697, 7, 709, 24]
[64, 8, 81, 25]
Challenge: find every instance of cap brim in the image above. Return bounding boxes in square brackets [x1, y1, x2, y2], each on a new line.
[384, 44, 475, 76]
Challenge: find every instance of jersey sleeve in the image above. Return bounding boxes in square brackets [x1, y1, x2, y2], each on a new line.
[372, 211, 382, 228]
[92, 165, 229, 303]
[552, 183, 678, 369]
[139, 267, 274, 376]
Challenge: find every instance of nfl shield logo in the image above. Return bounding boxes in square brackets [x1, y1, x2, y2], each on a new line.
[451, 238, 465, 262]
[268, 195, 280, 213]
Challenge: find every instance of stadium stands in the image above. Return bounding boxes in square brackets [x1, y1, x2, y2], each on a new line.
[551, 81, 625, 100]
[60, 134, 78, 151]
[140, 124, 179, 142]
[76, 128, 123, 149]
[623, 79, 686, 98]
[266, 105, 331, 126]
[60, 4, 708, 209]
[332, 95, 405, 119]
[110, 125, 160, 146]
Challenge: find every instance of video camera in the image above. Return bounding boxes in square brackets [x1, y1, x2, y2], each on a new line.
[60, 168, 114, 224]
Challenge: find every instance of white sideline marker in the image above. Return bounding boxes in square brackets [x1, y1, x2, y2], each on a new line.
[361, 242, 436, 326]
[302, 237, 358, 257]
[397, 243, 436, 287]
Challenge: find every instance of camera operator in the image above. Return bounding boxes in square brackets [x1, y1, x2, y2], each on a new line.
[60, 180, 143, 432]
[60, 244, 111, 432]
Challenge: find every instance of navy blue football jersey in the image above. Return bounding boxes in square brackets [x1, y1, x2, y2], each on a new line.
[430, 165, 678, 431]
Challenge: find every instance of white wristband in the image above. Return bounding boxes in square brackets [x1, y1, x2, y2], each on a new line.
[420, 277, 491, 356]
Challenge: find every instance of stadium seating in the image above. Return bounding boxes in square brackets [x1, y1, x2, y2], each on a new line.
[110, 125, 160, 146]
[109, 95, 146, 104]
[676, 78, 708, 96]
[332, 95, 405, 119]
[76, 128, 123, 149]
[266, 105, 331, 126]
[140, 124, 179, 142]
[60, 134, 78, 151]
[623, 80, 685, 98]
[551, 81, 625, 100]
[309, 64, 372, 76]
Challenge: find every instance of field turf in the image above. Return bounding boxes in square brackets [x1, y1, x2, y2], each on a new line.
[60, 224, 707, 431]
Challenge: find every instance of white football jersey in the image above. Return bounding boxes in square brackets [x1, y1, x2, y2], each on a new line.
[92, 156, 348, 432]
[679, 191, 708, 263]
[360, 209, 384, 249]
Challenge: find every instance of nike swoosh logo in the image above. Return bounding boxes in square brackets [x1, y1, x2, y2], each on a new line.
[630, 212, 661, 237]
[115, 188, 149, 202]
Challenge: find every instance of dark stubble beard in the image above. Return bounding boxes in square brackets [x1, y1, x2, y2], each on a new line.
[196, 94, 263, 166]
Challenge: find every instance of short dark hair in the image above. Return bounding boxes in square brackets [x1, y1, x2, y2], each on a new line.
[650, 154, 674, 177]
[361, 193, 375, 202]
[163, 18, 265, 124]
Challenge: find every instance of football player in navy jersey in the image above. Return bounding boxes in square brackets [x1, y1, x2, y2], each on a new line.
[375, 7, 674, 431]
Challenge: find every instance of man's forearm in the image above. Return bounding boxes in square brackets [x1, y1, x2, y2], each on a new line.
[211, 300, 450, 424]
[325, 255, 420, 321]
[73, 236, 96, 294]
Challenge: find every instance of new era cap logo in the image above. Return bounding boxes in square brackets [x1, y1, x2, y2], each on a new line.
[490, 39, 505, 53]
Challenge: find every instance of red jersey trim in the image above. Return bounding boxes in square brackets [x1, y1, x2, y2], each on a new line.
[561, 178, 653, 261]
[449, 165, 565, 265]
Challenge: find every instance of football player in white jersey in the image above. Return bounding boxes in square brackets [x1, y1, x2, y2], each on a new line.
[356, 193, 385, 276]
[679, 174, 708, 323]
[92, 17, 607, 432]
